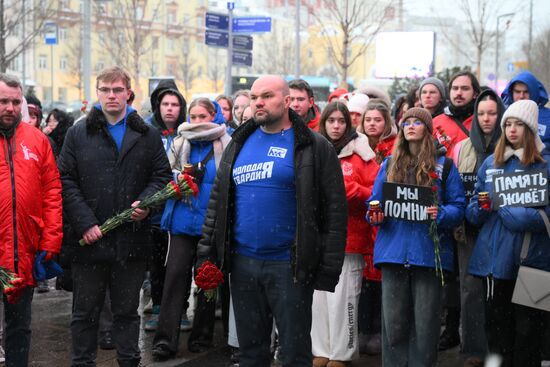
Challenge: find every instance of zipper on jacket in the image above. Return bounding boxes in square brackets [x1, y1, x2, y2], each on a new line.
[7, 138, 19, 271]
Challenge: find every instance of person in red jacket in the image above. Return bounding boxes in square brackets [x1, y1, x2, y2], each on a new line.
[312, 101, 379, 367]
[433, 71, 480, 157]
[0, 74, 62, 366]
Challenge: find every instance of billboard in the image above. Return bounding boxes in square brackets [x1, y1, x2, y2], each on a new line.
[375, 32, 435, 79]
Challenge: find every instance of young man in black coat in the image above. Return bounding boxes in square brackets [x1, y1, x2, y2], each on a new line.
[58, 66, 172, 367]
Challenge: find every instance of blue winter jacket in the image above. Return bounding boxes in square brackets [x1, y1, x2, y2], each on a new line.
[369, 156, 466, 271]
[501, 71, 550, 150]
[466, 152, 550, 280]
[160, 100, 227, 236]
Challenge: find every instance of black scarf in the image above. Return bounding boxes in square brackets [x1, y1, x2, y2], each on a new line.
[448, 99, 476, 122]
[331, 130, 358, 155]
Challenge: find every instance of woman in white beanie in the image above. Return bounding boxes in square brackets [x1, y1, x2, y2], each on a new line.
[466, 99, 550, 367]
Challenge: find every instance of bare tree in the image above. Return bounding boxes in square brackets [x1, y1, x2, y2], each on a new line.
[310, 0, 393, 86]
[524, 27, 550, 94]
[207, 48, 223, 93]
[0, 0, 56, 72]
[255, 31, 293, 75]
[179, 35, 199, 96]
[434, 0, 501, 80]
[67, 27, 84, 99]
[94, 0, 161, 101]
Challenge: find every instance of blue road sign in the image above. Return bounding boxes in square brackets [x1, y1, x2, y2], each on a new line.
[233, 35, 253, 51]
[233, 17, 272, 33]
[206, 12, 229, 30]
[205, 30, 229, 47]
[227, 2, 235, 10]
[44, 22, 58, 45]
[233, 50, 253, 66]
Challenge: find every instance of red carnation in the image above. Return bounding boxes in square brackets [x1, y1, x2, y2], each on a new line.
[429, 171, 439, 180]
[431, 185, 437, 193]
[183, 173, 199, 197]
[195, 261, 224, 301]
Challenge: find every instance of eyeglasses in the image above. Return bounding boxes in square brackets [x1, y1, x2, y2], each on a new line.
[401, 120, 424, 128]
[97, 87, 126, 95]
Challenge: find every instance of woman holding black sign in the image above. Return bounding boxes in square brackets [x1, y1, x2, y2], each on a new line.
[152, 98, 231, 360]
[311, 101, 379, 367]
[367, 107, 466, 367]
[448, 89, 504, 359]
[466, 99, 550, 367]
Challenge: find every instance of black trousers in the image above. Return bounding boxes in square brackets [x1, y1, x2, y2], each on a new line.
[70, 261, 146, 367]
[358, 279, 381, 335]
[3, 287, 34, 367]
[153, 234, 197, 352]
[484, 278, 546, 367]
[149, 227, 168, 306]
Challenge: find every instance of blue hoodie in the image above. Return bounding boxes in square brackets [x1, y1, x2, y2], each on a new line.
[368, 156, 466, 271]
[501, 71, 550, 150]
[160, 100, 227, 236]
[466, 152, 550, 280]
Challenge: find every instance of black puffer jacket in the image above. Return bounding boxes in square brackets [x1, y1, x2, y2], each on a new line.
[58, 107, 172, 263]
[196, 109, 348, 292]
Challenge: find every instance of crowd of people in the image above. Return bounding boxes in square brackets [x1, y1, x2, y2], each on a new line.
[0, 65, 549, 367]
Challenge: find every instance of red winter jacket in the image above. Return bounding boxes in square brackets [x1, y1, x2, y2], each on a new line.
[433, 112, 473, 158]
[338, 133, 380, 280]
[0, 122, 62, 286]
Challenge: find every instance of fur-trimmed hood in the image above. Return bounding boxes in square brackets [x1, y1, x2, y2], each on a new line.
[86, 106, 149, 135]
[338, 132, 376, 162]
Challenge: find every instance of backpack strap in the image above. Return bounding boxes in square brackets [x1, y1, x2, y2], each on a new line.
[198, 148, 215, 170]
[451, 117, 470, 138]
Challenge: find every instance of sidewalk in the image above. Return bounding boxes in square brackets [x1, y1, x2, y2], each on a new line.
[26, 287, 465, 367]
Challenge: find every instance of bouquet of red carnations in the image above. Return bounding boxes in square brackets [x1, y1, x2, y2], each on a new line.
[1, 267, 25, 304]
[79, 174, 199, 246]
[195, 261, 224, 301]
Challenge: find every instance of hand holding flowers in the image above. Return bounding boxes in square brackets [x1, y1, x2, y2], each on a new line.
[79, 174, 199, 246]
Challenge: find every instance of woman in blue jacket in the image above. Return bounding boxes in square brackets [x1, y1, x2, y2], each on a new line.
[466, 99, 550, 367]
[368, 107, 466, 367]
[152, 98, 231, 360]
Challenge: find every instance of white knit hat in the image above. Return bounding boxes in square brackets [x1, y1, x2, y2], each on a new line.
[346, 93, 370, 115]
[501, 99, 545, 151]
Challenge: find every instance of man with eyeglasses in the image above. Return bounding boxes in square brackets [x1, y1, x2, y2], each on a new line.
[0, 73, 62, 366]
[58, 66, 171, 367]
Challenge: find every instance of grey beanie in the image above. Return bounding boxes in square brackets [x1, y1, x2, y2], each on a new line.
[501, 99, 545, 151]
[419, 77, 446, 101]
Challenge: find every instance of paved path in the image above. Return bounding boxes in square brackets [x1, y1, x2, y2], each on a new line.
[27, 287, 467, 367]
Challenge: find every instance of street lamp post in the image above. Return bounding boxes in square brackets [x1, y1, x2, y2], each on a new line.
[495, 13, 513, 91]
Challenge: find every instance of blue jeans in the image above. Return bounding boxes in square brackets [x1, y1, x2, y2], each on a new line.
[230, 253, 314, 367]
[3, 286, 33, 367]
[381, 264, 443, 367]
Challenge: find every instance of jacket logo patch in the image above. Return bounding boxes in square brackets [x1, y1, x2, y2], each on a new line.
[20, 142, 39, 162]
[485, 168, 504, 183]
[267, 146, 287, 158]
[342, 161, 353, 176]
[539, 124, 546, 136]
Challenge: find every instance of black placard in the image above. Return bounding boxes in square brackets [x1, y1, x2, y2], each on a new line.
[460, 172, 478, 201]
[382, 182, 434, 222]
[492, 169, 548, 208]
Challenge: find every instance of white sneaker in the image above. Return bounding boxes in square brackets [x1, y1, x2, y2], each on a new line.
[0, 345, 5, 363]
